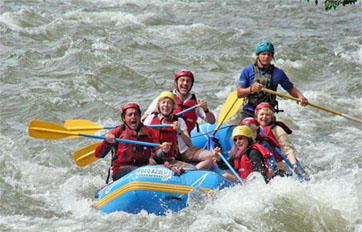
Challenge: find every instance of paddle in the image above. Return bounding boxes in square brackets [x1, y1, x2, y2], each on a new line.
[73, 143, 100, 167]
[206, 92, 244, 183]
[69, 104, 202, 167]
[218, 153, 245, 184]
[263, 88, 362, 124]
[259, 128, 305, 180]
[28, 120, 162, 147]
[64, 104, 200, 136]
[213, 91, 244, 135]
[64, 120, 173, 138]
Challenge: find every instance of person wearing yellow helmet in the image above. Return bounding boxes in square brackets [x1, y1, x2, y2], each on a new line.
[142, 70, 218, 170]
[143, 91, 194, 168]
[217, 126, 272, 183]
[236, 40, 308, 120]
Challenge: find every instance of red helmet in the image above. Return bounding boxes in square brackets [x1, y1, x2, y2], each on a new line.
[121, 103, 141, 116]
[240, 117, 259, 126]
[175, 70, 194, 82]
[255, 102, 273, 114]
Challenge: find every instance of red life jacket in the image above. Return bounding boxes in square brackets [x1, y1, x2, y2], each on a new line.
[260, 121, 292, 162]
[150, 113, 178, 159]
[174, 93, 198, 133]
[233, 144, 272, 180]
[111, 125, 155, 176]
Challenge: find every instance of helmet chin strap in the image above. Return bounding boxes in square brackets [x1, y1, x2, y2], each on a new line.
[257, 57, 269, 69]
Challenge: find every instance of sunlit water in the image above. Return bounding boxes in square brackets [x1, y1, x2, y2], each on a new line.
[0, 1, 361, 231]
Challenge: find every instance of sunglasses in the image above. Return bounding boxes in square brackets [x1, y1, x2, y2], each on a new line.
[233, 137, 245, 142]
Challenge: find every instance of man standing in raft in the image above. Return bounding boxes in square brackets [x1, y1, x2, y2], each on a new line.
[142, 70, 217, 170]
[95, 103, 171, 181]
[237, 40, 309, 120]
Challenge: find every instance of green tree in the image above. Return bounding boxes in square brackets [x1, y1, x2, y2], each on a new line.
[307, 0, 358, 10]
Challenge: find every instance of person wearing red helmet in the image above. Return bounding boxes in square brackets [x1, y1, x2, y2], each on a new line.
[237, 40, 308, 120]
[95, 103, 171, 181]
[142, 70, 217, 170]
[254, 102, 299, 173]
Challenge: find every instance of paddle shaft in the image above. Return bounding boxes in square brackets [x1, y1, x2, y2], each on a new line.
[263, 88, 361, 123]
[66, 124, 171, 131]
[213, 96, 240, 135]
[259, 128, 304, 179]
[78, 133, 161, 147]
[175, 104, 200, 116]
[218, 153, 245, 184]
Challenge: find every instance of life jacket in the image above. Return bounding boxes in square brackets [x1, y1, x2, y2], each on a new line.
[150, 113, 178, 159]
[233, 144, 272, 180]
[174, 93, 198, 133]
[247, 63, 278, 110]
[111, 124, 155, 177]
[260, 121, 292, 162]
[256, 135, 278, 170]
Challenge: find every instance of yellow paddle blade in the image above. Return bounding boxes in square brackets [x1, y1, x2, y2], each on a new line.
[215, 91, 244, 132]
[64, 120, 104, 137]
[28, 120, 77, 139]
[73, 143, 100, 167]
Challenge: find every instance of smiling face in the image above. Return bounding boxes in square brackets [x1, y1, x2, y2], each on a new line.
[233, 136, 249, 150]
[158, 98, 174, 116]
[257, 51, 273, 67]
[174, 76, 193, 96]
[256, 108, 273, 128]
[122, 108, 140, 130]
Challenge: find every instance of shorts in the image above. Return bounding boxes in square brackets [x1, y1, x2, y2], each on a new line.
[113, 165, 138, 181]
[150, 155, 195, 169]
[178, 145, 202, 162]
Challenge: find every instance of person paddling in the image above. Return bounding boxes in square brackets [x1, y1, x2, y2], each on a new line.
[216, 126, 271, 183]
[143, 91, 195, 168]
[142, 70, 217, 170]
[237, 40, 308, 120]
[255, 102, 299, 173]
[95, 103, 171, 181]
[239, 118, 278, 177]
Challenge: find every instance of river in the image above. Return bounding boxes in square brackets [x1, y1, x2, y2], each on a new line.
[0, 0, 361, 231]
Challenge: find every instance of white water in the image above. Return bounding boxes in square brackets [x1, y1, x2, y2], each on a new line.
[0, 0, 361, 231]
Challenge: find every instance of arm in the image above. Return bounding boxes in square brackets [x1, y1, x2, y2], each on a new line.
[141, 96, 158, 122]
[287, 86, 308, 106]
[272, 126, 298, 170]
[237, 65, 263, 98]
[196, 99, 216, 124]
[94, 127, 119, 158]
[176, 118, 192, 147]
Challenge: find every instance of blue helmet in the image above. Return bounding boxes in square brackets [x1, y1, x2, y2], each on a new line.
[256, 40, 274, 54]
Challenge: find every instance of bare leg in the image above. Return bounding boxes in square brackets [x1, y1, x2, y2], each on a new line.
[192, 149, 214, 170]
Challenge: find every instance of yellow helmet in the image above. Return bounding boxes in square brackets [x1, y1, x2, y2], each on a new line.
[158, 91, 175, 103]
[232, 126, 253, 140]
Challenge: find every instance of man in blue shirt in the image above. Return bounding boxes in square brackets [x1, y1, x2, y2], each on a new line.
[237, 40, 308, 120]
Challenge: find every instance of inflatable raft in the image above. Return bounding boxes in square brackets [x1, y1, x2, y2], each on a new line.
[94, 123, 308, 215]
[94, 165, 234, 215]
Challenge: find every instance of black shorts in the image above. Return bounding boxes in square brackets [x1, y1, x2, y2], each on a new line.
[112, 165, 138, 181]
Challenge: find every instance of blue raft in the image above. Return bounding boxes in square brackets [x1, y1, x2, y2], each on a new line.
[94, 123, 236, 215]
[94, 165, 234, 215]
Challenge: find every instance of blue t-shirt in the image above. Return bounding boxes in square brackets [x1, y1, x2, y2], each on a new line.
[238, 64, 294, 111]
